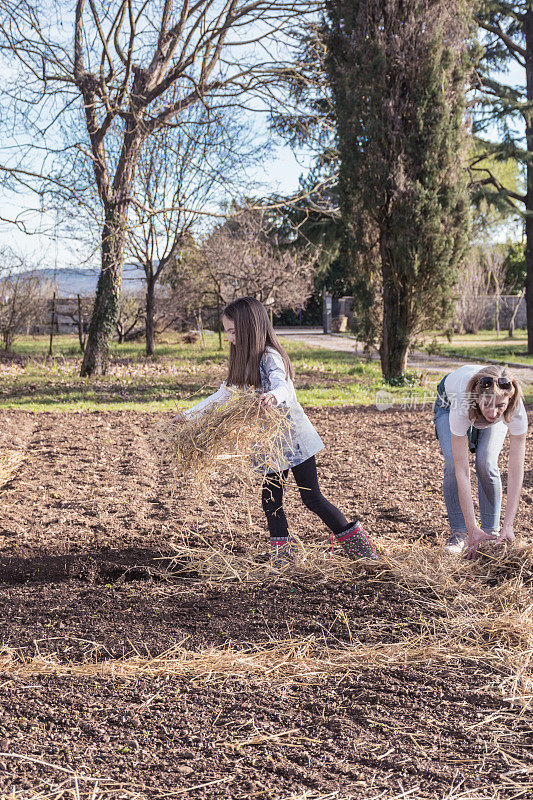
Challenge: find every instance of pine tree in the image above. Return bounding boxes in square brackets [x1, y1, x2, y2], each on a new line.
[474, 1, 533, 352]
[325, 0, 472, 379]
[272, 25, 350, 301]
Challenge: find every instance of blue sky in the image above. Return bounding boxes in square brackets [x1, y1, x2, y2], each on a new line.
[0, 134, 313, 272]
[0, 111, 314, 271]
[0, 57, 525, 271]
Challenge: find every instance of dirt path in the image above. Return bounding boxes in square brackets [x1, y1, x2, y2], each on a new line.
[277, 328, 533, 384]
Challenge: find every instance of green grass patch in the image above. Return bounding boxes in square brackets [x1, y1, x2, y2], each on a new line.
[1, 332, 530, 412]
[281, 343, 440, 407]
[0, 333, 228, 412]
[422, 329, 533, 367]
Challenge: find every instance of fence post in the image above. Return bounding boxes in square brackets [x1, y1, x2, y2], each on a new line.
[77, 294, 86, 352]
[322, 288, 332, 334]
[48, 292, 56, 357]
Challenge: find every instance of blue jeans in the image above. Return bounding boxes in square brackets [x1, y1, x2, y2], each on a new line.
[434, 398, 508, 534]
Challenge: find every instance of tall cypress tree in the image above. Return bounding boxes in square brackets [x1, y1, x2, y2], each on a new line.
[474, 2, 533, 352]
[326, 0, 472, 379]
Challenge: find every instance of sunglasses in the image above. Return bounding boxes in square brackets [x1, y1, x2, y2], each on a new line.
[478, 377, 512, 390]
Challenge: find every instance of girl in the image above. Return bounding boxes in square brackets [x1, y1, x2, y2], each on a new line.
[434, 364, 528, 558]
[181, 296, 377, 565]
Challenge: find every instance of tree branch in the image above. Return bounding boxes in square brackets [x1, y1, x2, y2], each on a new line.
[470, 162, 526, 205]
[475, 16, 526, 60]
[88, 0, 116, 89]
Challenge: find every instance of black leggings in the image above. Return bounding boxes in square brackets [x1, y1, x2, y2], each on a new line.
[261, 456, 349, 539]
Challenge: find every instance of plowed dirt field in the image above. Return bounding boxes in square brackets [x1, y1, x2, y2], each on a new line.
[0, 407, 531, 799]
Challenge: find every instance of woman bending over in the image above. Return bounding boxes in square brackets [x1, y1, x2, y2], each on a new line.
[434, 365, 528, 558]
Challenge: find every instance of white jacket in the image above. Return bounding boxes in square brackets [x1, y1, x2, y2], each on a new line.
[184, 347, 324, 471]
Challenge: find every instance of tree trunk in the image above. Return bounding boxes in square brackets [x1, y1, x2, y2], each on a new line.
[525, 8, 533, 354]
[380, 234, 410, 380]
[508, 289, 525, 338]
[80, 208, 126, 376]
[146, 273, 156, 357]
[526, 177, 533, 353]
[81, 123, 143, 376]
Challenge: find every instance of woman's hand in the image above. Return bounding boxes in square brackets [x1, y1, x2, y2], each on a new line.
[464, 526, 497, 560]
[260, 393, 277, 409]
[495, 524, 515, 546]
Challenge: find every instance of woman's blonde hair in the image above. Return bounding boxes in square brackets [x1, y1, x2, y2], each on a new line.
[223, 297, 294, 388]
[466, 365, 522, 423]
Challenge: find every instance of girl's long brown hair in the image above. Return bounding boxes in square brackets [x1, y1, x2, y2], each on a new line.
[223, 297, 294, 388]
[466, 365, 522, 423]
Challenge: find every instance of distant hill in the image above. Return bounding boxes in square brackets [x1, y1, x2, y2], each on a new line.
[31, 265, 147, 296]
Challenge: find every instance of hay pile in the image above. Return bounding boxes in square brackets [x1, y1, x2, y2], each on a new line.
[472, 542, 533, 587]
[161, 388, 293, 493]
[0, 448, 24, 489]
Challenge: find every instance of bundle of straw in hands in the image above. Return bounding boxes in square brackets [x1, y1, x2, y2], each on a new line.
[163, 388, 293, 493]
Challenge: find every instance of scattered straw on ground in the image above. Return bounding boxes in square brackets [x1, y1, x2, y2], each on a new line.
[151, 540, 533, 710]
[0, 634, 502, 682]
[1, 544, 531, 798]
[156, 388, 293, 494]
[0, 623, 530, 712]
[0, 755, 236, 799]
[162, 535, 384, 584]
[1, 764, 530, 800]
[161, 538, 533, 598]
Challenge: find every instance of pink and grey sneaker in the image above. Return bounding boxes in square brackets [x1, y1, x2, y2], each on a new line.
[335, 521, 378, 560]
[270, 537, 295, 568]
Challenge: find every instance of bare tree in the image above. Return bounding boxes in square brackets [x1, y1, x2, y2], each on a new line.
[485, 245, 509, 338]
[454, 249, 491, 335]
[453, 244, 510, 335]
[159, 235, 214, 336]
[0, 255, 52, 350]
[114, 291, 144, 343]
[201, 208, 316, 315]
[0, 0, 312, 375]
[508, 288, 525, 338]
[126, 108, 248, 355]
[76, 295, 93, 352]
[45, 295, 94, 352]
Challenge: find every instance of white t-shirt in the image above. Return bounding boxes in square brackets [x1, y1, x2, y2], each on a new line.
[443, 365, 529, 437]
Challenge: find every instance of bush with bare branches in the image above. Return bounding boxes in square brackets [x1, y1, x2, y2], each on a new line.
[202, 208, 317, 314]
[0, 255, 52, 350]
[453, 244, 510, 334]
